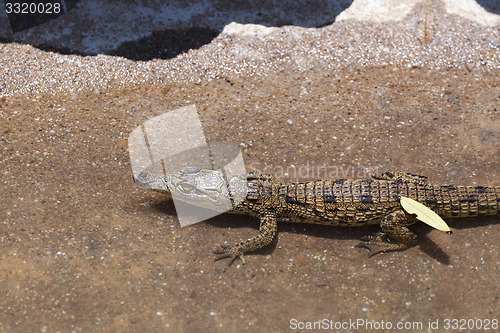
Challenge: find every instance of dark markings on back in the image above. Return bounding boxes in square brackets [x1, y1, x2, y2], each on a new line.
[460, 196, 478, 203]
[360, 195, 373, 204]
[475, 186, 486, 194]
[324, 195, 336, 203]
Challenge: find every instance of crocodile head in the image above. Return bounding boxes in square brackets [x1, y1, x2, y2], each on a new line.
[133, 167, 245, 211]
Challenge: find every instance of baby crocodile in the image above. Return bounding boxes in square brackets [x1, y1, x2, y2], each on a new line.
[134, 168, 499, 265]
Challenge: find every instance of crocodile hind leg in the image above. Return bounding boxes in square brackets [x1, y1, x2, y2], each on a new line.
[357, 210, 418, 257]
[214, 211, 277, 265]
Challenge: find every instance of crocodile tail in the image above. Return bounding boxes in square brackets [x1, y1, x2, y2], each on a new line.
[433, 185, 500, 218]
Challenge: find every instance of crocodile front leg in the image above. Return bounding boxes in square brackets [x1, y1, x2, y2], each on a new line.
[357, 209, 418, 257]
[214, 211, 278, 265]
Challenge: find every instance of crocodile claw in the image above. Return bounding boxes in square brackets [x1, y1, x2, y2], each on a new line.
[356, 241, 388, 258]
[357, 233, 391, 257]
[214, 245, 245, 265]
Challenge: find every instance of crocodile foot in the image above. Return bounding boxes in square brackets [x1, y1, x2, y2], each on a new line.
[356, 233, 410, 257]
[214, 245, 246, 265]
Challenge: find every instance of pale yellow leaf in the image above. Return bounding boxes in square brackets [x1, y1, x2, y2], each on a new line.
[400, 196, 451, 232]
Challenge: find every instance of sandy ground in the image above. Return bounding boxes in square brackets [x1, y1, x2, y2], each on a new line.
[0, 0, 499, 332]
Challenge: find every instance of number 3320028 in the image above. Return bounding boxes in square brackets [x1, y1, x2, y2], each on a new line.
[5, 2, 62, 14]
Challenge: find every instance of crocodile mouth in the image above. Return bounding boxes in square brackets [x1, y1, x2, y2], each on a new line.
[133, 172, 172, 198]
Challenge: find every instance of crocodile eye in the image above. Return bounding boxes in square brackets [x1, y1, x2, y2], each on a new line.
[178, 182, 194, 192]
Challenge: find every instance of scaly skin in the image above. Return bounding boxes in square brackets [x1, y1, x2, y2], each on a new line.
[134, 169, 499, 265]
